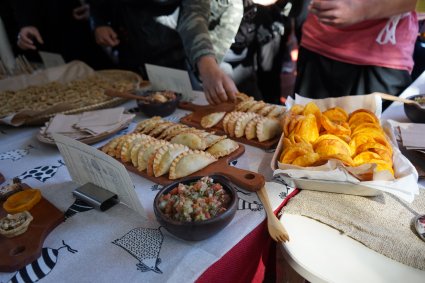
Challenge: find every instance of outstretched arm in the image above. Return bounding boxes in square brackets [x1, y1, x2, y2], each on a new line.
[310, 0, 417, 27]
[177, 0, 238, 104]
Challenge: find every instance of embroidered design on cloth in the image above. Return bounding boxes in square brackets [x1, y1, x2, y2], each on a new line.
[64, 199, 94, 219]
[272, 175, 295, 199]
[7, 241, 77, 283]
[150, 184, 162, 192]
[229, 159, 238, 167]
[113, 227, 165, 274]
[17, 160, 65, 183]
[0, 145, 34, 162]
[237, 195, 263, 211]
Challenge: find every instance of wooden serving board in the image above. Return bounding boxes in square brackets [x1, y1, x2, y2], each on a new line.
[0, 184, 64, 272]
[120, 143, 264, 192]
[178, 101, 280, 150]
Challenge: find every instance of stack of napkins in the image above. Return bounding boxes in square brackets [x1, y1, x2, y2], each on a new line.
[398, 122, 425, 152]
[42, 107, 134, 140]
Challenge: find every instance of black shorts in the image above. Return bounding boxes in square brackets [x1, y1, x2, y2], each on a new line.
[294, 47, 411, 106]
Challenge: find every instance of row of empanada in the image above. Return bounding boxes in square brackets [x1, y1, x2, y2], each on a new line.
[200, 98, 285, 129]
[235, 97, 286, 119]
[222, 111, 282, 142]
[102, 133, 219, 179]
[133, 117, 239, 158]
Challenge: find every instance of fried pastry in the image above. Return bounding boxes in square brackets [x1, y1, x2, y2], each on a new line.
[245, 116, 262, 140]
[134, 116, 162, 133]
[267, 105, 286, 119]
[132, 140, 157, 167]
[235, 97, 254, 111]
[120, 133, 143, 163]
[206, 138, 239, 158]
[148, 121, 175, 138]
[226, 112, 245, 137]
[152, 144, 189, 177]
[257, 104, 276, 116]
[137, 140, 169, 171]
[169, 150, 217, 179]
[200, 112, 226, 128]
[157, 124, 187, 140]
[256, 117, 281, 142]
[234, 112, 258, 138]
[247, 101, 266, 113]
[204, 134, 226, 148]
[170, 132, 207, 150]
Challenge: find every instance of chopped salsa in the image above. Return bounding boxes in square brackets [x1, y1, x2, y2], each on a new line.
[158, 176, 231, 222]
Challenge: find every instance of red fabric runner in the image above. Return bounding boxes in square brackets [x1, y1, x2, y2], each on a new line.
[196, 189, 299, 283]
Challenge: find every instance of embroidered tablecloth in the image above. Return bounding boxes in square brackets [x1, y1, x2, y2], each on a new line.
[0, 99, 291, 283]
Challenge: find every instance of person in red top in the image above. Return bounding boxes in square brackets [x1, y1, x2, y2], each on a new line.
[294, 0, 418, 106]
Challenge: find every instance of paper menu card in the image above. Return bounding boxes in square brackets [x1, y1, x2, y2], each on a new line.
[39, 51, 66, 68]
[145, 64, 196, 101]
[398, 123, 425, 149]
[53, 133, 146, 218]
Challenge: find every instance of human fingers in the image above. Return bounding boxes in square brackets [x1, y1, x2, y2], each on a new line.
[222, 77, 238, 103]
[205, 91, 214, 105]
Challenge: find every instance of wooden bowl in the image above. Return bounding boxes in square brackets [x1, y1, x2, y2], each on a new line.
[404, 94, 425, 123]
[137, 91, 181, 117]
[153, 175, 238, 241]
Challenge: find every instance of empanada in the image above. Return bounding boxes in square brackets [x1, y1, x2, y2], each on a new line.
[157, 124, 187, 140]
[137, 140, 169, 171]
[226, 112, 245, 137]
[148, 122, 174, 138]
[267, 105, 286, 119]
[235, 97, 254, 111]
[169, 150, 217, 179]
[134, 116, 162, 133]
[120, 134, 147, 163]
[245, 117, 262, 140]
[102, 135, 125, 157]
[257, 104, 275, 116]
[204, 134, 226, 148]
[206, 138, 239, 158]
[132, 140, 156, 167]
[170, 132, 207, 150]
[234, 112, 258, 138]
[152, 144, 189, 177]
[256, 117, 281, 142]
[200, 112, 226, 128]
[115, 133, 139, 158]
[247, 101, 266, 113]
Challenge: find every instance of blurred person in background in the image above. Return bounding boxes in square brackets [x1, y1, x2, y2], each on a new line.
[220, 0, 297, 104]
[91, 0, 239, 105]
[293, 0, 418, 109]
[12, 0, 113, 69]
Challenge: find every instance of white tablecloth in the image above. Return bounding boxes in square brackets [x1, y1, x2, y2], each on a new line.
[0, 95, 288, 283]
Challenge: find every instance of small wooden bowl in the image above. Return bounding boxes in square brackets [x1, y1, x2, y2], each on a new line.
[137, 91, 181, 117]
[404, 94, 425, 123]
[153, 175, 238, 241]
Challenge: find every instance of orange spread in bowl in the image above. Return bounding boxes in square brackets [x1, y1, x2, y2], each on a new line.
[3, 189, 42, 213]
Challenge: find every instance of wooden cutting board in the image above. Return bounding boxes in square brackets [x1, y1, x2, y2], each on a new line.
[0, 184, 64, 272]
[178, 101, 280, 150]
[120, 143, 265, 192]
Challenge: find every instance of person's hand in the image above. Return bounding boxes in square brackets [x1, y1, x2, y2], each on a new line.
[94, 26, 120, 47]
[17, 26, 44, 50]
[73, 4, 90, 20]
[197, 56, 238, 105]
[309, 0, 367, 27]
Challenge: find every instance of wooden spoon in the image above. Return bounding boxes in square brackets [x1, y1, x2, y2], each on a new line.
[104, 90, 150, 102]
[257, 186, 290, 242]
[374, 92, 425, 109]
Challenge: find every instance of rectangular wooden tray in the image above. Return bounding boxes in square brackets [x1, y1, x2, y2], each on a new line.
[0, 184, 64, 272]
[178, 101, 280, 150]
